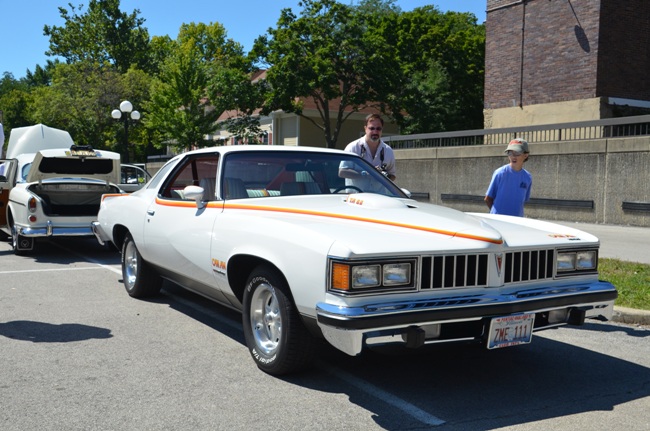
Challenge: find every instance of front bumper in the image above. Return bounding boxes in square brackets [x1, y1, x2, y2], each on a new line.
[316, 280, 617, 356]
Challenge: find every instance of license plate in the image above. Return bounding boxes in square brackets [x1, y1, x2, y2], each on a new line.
[487, 313, 535, 349]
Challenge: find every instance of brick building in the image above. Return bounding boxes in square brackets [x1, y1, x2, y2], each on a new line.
[484, 0, 650, 128]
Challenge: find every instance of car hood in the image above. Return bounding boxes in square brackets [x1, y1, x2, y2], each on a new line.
[223, 193, 598, 254]
[26, 148, 121, 184]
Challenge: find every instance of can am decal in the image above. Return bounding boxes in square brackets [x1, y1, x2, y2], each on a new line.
[548, 234, 581, 240]
[212, 258, 227, 274]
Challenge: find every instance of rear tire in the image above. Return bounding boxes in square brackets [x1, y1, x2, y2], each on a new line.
[242, 265, 316, 375]
[121, 232, 162, 298]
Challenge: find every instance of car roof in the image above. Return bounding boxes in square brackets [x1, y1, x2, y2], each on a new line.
[185, 145, 352, 157]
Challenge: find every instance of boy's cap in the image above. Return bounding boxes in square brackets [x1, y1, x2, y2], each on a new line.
[505, 138, 529, 153]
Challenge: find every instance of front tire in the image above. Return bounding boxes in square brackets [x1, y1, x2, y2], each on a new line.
[242, 265, 315, 375]
[121, 232, 162, 298]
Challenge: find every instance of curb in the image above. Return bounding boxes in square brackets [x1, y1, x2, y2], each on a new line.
[611, 306, 650, 327]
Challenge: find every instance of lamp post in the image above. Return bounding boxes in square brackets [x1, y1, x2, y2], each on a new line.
[111, 100, 140, 163]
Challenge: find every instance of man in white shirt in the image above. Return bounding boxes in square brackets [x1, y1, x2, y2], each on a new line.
[339, 114, 396, 183]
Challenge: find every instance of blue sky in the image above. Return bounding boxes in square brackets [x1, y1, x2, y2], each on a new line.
[0, 1, 486, 79]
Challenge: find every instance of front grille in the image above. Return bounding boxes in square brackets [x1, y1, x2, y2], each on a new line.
[504, 249, 555, 283]
[420, 254, 489, 289]
[419, 249, 556, 290]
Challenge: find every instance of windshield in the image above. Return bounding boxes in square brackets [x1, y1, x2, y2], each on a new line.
[19, 163, 32, 182]
[221, 151, 406, 199]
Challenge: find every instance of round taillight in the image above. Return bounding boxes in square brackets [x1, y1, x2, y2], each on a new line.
[29, 215, 37, 222]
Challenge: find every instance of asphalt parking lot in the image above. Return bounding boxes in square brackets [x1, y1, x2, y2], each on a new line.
[1, 236, 649, 430]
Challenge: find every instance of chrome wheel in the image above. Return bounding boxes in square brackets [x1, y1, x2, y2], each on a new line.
[249, 282, 282, 356]
[123, 238, 139, 291]
[120, 233, 162, 298]
[242, 265, 315, 375]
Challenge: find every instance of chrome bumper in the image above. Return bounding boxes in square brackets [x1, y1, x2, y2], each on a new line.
[91, 221, 110, 246]
[316, 281, 617, 356]
[17, 221, 94, 238]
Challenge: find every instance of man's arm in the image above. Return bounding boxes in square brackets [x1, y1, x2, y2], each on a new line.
[339, 167, 369, 179]
[484, 195, 494, 210]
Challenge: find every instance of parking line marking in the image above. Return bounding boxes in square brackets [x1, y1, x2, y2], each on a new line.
[44, 241, 444, 426]
[50, 241, 123, 275]
[159, 289, 446, 427]
[324, 366, 446, 426]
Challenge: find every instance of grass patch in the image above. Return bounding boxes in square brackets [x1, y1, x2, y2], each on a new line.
[599, 258, 650, 311]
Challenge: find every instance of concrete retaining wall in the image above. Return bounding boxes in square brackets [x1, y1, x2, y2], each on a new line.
[394, 136, 650, 227]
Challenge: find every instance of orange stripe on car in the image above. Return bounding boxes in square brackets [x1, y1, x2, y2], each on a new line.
[226, 203, 503, 244]
[154, 198, 503, 244]
[101, 193, 129, 202]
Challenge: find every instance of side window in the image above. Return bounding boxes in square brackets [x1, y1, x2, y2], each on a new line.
[160, 155, 220, 200]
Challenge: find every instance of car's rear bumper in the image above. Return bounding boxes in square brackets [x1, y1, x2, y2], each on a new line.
[16, 221, 94, 237]
[316, 280, 617, 356]
[91, 221, 110, 245]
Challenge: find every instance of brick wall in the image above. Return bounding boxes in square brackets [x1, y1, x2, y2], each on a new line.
[597, 0, 650, 99]
[485, 0, 602, 109]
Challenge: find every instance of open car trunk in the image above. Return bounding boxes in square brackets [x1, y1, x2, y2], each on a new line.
[28, 182, 121, 216]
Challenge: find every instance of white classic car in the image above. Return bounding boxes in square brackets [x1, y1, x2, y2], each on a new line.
[0, 145, 122, 254]
[92, 145, 617, 375]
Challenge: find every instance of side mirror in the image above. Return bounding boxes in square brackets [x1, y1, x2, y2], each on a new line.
[183, 185, 206, 209]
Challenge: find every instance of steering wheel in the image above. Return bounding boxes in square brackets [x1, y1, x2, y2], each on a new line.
[333, 185, 363, 194]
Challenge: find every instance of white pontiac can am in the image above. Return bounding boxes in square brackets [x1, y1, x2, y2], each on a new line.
[91, 145, 617, 375]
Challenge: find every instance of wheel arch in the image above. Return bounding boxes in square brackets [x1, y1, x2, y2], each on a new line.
[111, 224, 130, 252]
[227, 254, 291, 304]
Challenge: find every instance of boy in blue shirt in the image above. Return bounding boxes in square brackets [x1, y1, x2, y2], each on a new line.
[484, 138, 532, 217]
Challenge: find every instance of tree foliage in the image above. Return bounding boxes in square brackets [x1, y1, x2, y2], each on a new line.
[251, 0, 399, 148]
[144, 22, 244, 152]
[379, 6, 485, 133]
[2, 0, 486, 154]
[28, 62, 124, 148]
[24, 60, 62, 88]
[43, 0, 151, 73]
[251, 0, 484, 145]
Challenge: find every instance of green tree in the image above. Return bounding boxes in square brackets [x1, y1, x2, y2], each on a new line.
[144, 22, 243, 152]
[148, 35, 176, 76]
[24, 60, 62, 88]
[27, 62, 124, 148]
[384, 7, 485, 133]
[0, 88, 32, 150]
[43, 0, 151, 74]
[251, 0, 398, 148]
[0, 72, 28, 96]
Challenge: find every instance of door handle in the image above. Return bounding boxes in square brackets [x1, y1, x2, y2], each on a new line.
[147, 210, 155, 216]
